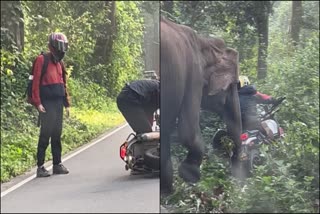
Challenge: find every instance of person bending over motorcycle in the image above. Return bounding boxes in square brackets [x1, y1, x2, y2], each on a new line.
[238, 75, 280, 138]
[117, 79, 160, 134]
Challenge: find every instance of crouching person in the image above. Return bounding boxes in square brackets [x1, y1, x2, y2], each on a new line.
[117, 79, 160, 135]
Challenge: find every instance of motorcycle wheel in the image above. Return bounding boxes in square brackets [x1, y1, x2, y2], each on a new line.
[249, 149, 262, 171]
[144, 147, 159, 170]
[237, 149, 262, 179]
[211, 129, 228, 149]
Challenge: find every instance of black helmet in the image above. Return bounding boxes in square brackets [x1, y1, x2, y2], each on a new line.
[48, 32, 68, 62]
[48, 32, 68, 52]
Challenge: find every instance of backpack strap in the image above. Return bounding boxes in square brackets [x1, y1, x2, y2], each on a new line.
[40, 52, 49, 83]
[24, 52, 49, 97]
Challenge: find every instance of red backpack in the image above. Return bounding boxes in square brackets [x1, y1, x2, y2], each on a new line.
[25, 52, 49, 105]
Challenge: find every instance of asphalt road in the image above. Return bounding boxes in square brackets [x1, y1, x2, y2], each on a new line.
[1, 124, 160, 213]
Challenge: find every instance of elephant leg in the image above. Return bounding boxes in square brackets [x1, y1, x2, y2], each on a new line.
[225, 113, 240, 159]
[224, 84, 242, 168]
[160, 128, 174, 195]
[160, 85, 183, 195]
[177, 92, 204, 183]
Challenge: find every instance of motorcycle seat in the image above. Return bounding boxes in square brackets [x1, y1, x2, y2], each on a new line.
[137, 132, 160, 141]
[247, 130, 260, 135]
[261, 119, 279, 134]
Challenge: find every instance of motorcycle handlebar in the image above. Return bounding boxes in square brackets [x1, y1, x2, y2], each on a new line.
[277, 96, 286, 104]
[272, 96, 286, 110]
[260, 96, 286, 120]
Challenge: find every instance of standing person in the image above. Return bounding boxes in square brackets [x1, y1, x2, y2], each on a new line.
[116, 79, 160, 134]
[31, 32, 71, 177]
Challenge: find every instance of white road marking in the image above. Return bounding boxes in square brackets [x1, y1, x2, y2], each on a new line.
[1, 123, 128, 198]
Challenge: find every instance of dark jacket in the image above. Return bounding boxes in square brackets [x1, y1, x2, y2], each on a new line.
[239, 85, 275, 130]
[120, 79, 160, 111]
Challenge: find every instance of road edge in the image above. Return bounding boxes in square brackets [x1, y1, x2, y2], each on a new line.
[1, 123, 128, 198]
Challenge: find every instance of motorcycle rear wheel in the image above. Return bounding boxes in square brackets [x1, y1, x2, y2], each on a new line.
[249, 149, 263, 171]
[144, 147, 159, 170]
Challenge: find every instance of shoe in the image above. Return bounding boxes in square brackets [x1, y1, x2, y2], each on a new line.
[37, 166, 50, 177]
[53, 163, 69, 174]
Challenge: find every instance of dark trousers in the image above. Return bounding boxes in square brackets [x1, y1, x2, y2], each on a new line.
[37, 98, 64, 167]
[242, 115, 266, 135]
[117, 88, 154, 134]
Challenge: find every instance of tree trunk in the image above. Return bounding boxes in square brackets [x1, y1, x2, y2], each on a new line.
[290, 1, 303, 47]
[162, 1, 174, 15]
[1, 1, 24, 52]
[143, 12, 153, 71]
[153, 9, 160, 76]
[92, 1, 116, 65]
[256, 7, 269, 80]
[143, 6, 159, 72]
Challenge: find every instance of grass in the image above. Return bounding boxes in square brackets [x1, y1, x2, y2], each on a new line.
[1, 103, 125, 183]
[160, 111, 319, 213]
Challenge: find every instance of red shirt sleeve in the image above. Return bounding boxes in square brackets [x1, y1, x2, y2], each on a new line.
[31, 55, 44, 107]
[256, 91, 272, 100]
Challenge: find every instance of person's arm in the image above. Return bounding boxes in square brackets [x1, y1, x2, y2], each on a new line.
[31, 55, 46, 112]
[254, 91, 276, 104]
[61, 62, 71, 108]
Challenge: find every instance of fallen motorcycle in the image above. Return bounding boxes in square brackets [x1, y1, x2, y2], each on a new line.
[212, 97, 286, 175]
[119, 111, 160, 174]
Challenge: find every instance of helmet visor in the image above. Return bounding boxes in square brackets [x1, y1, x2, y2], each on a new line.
[51, 40, 68, 52]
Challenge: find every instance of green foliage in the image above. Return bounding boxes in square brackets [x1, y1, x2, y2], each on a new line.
[264, 31, 319, 128]
[0, 1, 24, 52]
[1, 78, 125, 183]
[228, 127, 319, 213]
[22, 1, 95, 74]
[107, 1, 144, 98]
[0, 49, 27, 112]
[1, 1, 146, 183]
[161, 1, 265, 79]
[163, 110, 319, 213]
[68, 78, 115, 111]
[232, 5, 319, 213]
[162, 3, 319, 213]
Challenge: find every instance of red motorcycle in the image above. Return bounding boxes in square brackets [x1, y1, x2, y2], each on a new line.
[212, 97, 286, 175]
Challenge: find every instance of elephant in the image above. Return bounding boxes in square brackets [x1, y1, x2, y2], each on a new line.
[160, 17, 242, 195]
[201, 46, 242, 150]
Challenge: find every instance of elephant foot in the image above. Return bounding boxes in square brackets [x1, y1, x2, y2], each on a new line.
[230, 153, 247, 180]
[178, 160, 201, 183]
[230, 153, 239, 168]
[160, 186, 173, 197]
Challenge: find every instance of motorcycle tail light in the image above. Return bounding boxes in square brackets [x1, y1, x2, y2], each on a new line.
[240, 133, 249, 141]
[120, 143, 127, 160]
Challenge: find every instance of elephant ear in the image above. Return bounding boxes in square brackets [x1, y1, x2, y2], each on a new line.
[205, 48, 239, 96]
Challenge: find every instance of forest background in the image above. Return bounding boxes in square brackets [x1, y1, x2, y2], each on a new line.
[160, 1, 319, 213]
[1, 1, 159, 183]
